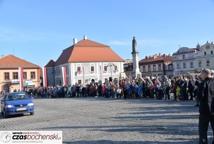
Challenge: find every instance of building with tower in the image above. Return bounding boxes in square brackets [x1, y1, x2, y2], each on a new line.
[173, 41, 214, 75]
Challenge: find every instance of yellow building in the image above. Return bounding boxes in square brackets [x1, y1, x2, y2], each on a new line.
[0, 55, 41, 92]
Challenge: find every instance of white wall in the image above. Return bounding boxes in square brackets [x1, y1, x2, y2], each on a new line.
[70, 62, 124, 85]
[173, 43, 214, 75]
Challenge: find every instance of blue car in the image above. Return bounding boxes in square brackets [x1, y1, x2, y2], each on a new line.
[1, 92, 34, 118]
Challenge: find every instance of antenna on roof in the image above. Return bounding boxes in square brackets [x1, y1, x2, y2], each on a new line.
[73, 38, 77, 45]
[83, 35, 87, 40]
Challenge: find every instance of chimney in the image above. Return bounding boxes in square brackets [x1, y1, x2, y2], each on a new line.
[83, 35, 87, 40]
[73, 38, 77, 45]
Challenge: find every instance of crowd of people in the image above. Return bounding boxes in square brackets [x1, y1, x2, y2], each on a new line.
[20, 73, 213, 104]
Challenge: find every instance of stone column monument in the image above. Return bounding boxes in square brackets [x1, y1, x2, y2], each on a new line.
[132, 36, 141, 79]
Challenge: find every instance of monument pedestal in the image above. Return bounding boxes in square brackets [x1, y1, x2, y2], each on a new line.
[132, 52, 141, 79]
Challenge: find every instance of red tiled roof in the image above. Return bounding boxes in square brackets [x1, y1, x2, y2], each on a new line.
[140, 55, 172, 64]
[54, 39, 124, 65]
[0, 55, 40, 69]
[45, 60, 55, 67]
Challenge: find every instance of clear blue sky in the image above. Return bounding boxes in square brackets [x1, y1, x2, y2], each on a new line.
[0, 0, 214, 67]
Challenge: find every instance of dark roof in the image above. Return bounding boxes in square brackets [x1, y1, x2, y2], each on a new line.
[173, 47, 199, 55]
[45, 60, 55, 67]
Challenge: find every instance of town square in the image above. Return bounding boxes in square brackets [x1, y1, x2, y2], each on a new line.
[0, 0, 214, 144]
[0, 98, 200, 144]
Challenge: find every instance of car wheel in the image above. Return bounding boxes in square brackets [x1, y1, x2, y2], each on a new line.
[30, 112, 34, 115]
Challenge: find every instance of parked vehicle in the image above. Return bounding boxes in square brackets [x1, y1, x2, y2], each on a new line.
[1, 92, 34, 118]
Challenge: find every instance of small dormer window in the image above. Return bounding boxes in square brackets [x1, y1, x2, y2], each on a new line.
[204, 52, 207, 55]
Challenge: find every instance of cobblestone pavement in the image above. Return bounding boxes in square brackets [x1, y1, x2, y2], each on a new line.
[0, 98, 213, 144]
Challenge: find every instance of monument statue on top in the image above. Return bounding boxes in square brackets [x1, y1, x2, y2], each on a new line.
[131, 36, 141, 79]
[132, 36, 137, 54]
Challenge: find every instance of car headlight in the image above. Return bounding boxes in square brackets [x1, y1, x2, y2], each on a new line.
[6, 105, 14, 108]
[27, 103, 34, 107]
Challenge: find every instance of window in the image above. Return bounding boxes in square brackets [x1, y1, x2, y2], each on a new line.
[30, 72, 36, 79]
[211, 50, 213, 55]
[206, 60, 210, 67]
[177, 63, 180, 69]
[91, 66, 94, 73]
[204, 52, 207, 55]
[143, 65, 146, 72]
[148, 65, 151, 72]
[168, 65, 172, 70]
[114, 66, 118, 71]
[78, 80, 82, 84]
[77, 67, 81, 73]
[13, 72, 18, 80]
[198, 61, 202, 67]
[23, 72, 27, 79]
[158, 64, 161, 71]
[153, 64, 156, 71]
[104, 66, 108, 72]
[182, 55, 185, 59]
[190, 62, 194, 68]
[183, 62, 186, 69]
[4, 72, 10, 80]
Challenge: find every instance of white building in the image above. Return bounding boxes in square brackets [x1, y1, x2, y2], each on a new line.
[173, 41, 214, 75]
[45, 37, 124, 86]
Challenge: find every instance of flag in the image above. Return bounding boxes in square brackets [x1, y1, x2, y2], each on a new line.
[43, 67, 48, 87]
[62, 66, 67, 86]
[19, 67, 24, 91]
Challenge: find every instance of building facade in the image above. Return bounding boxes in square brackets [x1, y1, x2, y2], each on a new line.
[0, 55, 42, 92]
[173, 42, 214, 75]
[139, 54, 173, 77]
[45, 37, 125, 86]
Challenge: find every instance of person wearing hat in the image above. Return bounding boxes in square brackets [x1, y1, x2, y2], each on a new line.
[198, 69, 214, 144]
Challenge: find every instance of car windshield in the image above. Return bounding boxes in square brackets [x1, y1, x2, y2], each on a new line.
[5, 93, 31, 101]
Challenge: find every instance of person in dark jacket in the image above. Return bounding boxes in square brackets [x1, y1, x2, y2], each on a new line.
[188, 77, 195, 100]
[198, 69, 214, 144]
